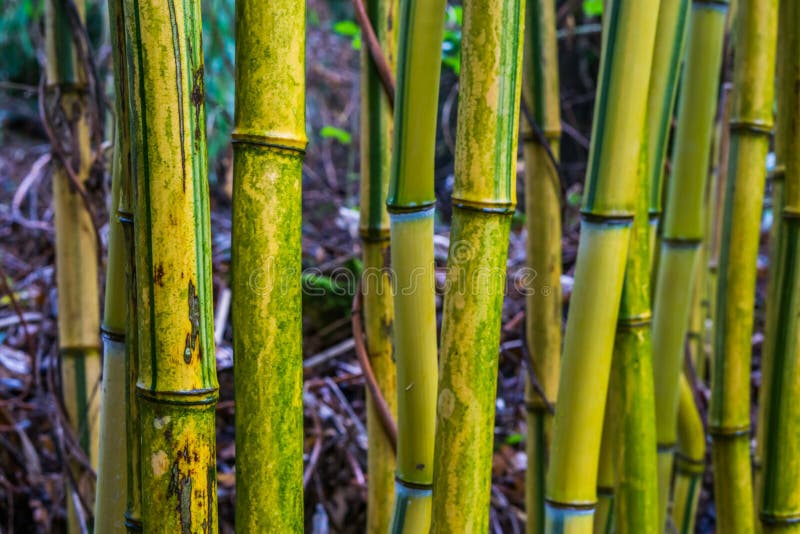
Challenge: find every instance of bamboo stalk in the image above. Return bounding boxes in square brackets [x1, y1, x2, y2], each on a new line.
[595, 3, 689, 527]
[520, 0, 562, 530]
[358, 0, 398, 531]
[710, 0, 778, 530]
[431, 0, 523, 530]
[44, 0, 101, 528]
[126, 0, 219, 529]
[544, 1, 660, 530]
[646, 0, 691, 256]
[650, 3, 727, 530]
[93, 127, 128, 534]
[387, 0, 446, 530]
[672, 374, 706, 534]
[231, 0, 306, 531]
[757, 1, 800, 530]
[117, 3, 142, 529]
[94, 1, 135, 529]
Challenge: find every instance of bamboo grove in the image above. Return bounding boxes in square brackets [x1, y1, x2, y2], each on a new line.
[33, 0, 799, 531]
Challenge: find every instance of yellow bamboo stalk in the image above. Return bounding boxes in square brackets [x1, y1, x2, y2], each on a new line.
[710, 0, 778, 530]
[231, 0, 306, 530]
[387, 0, 446, 530]
[44, 0, 101, 529]
[544, 1, 660, 530]
[358, 0, 398, 531]
[431, 0, 523, 529]
[672, 374, 706, 534]
[650, 3, 728, 529]
[520, 0, 562, 530]
[125, 0, 219, 529]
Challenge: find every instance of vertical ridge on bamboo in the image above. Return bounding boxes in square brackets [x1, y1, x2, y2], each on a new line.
[431, 0, 524, 530]
[544, 0, 660, 531]
[126, 0, 219, 529]
[710, 0, 777, 530]
[231, 0, 306, 531]
[520, 1, 562, 530]
[358, 0, 398, 531]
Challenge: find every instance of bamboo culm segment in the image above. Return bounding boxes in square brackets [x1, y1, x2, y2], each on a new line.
[758, 0, 800, 530]
[521, 0, 562, 530]
[387, 0, 445, 530]
[45, 0, 102, 473]
[431, 0, 523, 530]
[711, 0, 777, 530]
[126, 0, 219, 529]
[673, 375, 705, 534]
[650, 4, 727, 529]
[646, 0, 690, 253]
[545, 0, 660, 530]
[94, 123, 129, 533]
[358, 0, 398, 531]
[231, 0, 306, 531]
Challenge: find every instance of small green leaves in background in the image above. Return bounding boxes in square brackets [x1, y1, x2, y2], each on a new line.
[505, 433, 524, 446]
[320, 125, 352, 145]
[582, 0, 603, 17]
[332, 20, 362, 50]
[442, 4, 463, 74]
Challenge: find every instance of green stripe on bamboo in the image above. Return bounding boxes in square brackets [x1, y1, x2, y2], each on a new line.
[126, 0, 219, 529]
[231, 0, 306, 531]
[710, 0, 777, 530]
[387, 0, 445, 531]
[650, 3, 727, 530]
[545, 1, 661, 530]
[521, 0, 562, 530]
[431, 0, 523, 530]
[358, 0, 398, 531]
[758, 1, 800, 530]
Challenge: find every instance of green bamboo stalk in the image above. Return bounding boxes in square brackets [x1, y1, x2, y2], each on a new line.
[387, 0, 446, 530]
[711, 0, 777, 530]
[650, 3, 727, 530]
[44, 1, 102, 528]
[358, 0, 398, 531]
[757, 1, 800, 530]
[117, 2, 142, 529]
[609, 128, 660, 534]
[231, 0, 306, 531]
[646, 0, 691, 255]
[520, 0, 562, 530]
[754, 1, 788, 516]
[95, 1, 134, 528]
[431, 0, 523, 530]
[672, 374, 705, 534]
[544, 1, 660, 530]
[125, 0, 218, 529]
[595, 3, 689, 528]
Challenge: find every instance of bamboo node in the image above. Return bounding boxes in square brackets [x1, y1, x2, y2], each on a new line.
[708, 424, 750, 438]
[231, 131, 307, 154]
[451, 198, 515, 215]
[136, 386, 218, 406]
[729, 119, 774, 136]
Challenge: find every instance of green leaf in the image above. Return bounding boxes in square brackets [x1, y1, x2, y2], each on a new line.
[505, 433, 524, 445]
[446, 5, 462, 25]
[442, 55, 461, 75]
[582, 0, 603, 17]
[352, 34, 362, 51]
[320, 125, 352, 145]
[333, 20, 361, 37]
